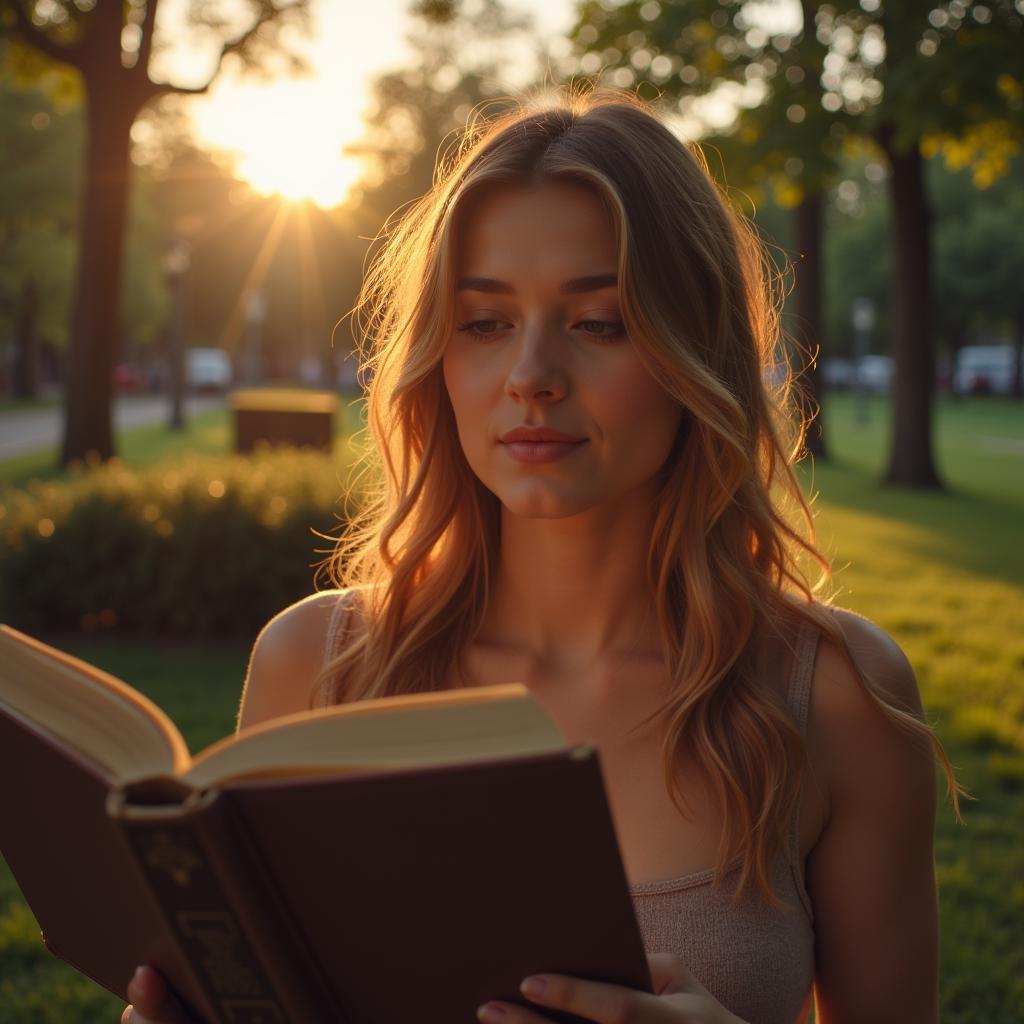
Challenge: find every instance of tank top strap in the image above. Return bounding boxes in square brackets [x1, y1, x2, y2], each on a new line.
[785, 617, 820, 738]
[311, 589, 359, 708]
[324, 589, 356, 664]
[781, 616, 821, 921]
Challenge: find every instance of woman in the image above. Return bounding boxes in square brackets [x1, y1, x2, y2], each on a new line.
[122, 86, 964, 1024]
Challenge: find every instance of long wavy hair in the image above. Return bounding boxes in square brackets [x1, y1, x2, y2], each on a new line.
[312, 85, 965, 909]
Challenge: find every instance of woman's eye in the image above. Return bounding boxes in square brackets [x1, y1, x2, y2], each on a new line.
[577, 320, 626, 340]
[456, 319, 506, 337]
[455, 319, 626, 340]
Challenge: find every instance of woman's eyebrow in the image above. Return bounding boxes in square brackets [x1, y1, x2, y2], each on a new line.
[456, 273, 618, 295]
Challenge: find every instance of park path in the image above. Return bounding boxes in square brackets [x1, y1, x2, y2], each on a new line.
[0, 394, 225, 459]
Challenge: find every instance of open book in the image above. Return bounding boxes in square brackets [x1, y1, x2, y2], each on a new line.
[0, 624, 652, 1024]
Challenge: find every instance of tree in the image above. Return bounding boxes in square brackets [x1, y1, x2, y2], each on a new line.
[0, 0, 311, 464]
[817, 1, 1023, 486]
[344, 0, 531, 232]
[567, 0, 853, 459]
[931, 154, 1024, 396]
[0, 58, 81, 396]
[568, 0, 1024, 487]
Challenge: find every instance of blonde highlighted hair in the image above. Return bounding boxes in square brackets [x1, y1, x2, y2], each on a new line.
[312, 85, 965, 908]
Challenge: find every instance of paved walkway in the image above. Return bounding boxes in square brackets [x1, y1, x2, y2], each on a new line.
[0, 394, 225, 459]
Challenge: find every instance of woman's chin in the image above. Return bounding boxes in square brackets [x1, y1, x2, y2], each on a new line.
[495, 486, 599, 520]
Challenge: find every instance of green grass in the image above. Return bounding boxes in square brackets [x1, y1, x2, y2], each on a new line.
[820, 392, 1024, 504]
[0, 395, 62, 414]
[805, 395, 1024, 1020]
[0, 407, 233, 489]
[1, 394, 1022, 1021]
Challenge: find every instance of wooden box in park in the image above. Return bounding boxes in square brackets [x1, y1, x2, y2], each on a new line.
[230, 388, 338, 454]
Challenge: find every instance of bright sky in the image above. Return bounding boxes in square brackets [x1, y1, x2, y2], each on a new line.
[167, 0, 579, 209]
[159, 0, 801, 209]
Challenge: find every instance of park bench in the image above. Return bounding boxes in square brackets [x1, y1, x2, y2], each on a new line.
[229, 387, 338, 454]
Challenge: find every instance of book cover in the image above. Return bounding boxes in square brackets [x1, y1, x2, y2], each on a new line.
[0, 626, 653, 1023]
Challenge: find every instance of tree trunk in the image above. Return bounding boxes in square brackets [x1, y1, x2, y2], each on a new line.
[793, 190, 827, 459]
[60, 88, 136, 465]
[12, 277, 40, 399]
[880, 130, 942, 488]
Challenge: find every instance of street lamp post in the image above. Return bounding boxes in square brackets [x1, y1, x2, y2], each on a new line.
[244, 290, 267, 386]
[851, 297, 876, 426]
[164, 238, 191, 431]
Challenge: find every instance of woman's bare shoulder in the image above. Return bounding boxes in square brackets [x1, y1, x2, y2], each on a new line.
[812, 606, 924, 719]
[234, 588, 364, 733]
[806, 605, 931, 823]
[801, 607, 939, 1018]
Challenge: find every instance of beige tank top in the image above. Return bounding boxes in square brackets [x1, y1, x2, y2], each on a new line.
[316, 593, 818, 1023]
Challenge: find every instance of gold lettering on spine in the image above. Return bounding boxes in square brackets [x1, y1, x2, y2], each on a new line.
[177, 911, 266, 998]
[142, 830, 202, 886]
[122, 813, 292, 1018]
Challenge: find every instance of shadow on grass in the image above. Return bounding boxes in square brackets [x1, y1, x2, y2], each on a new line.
[800, 455, 1024, 590]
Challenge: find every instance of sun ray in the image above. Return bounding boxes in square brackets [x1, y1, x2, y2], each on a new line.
[219, 200, 293, 358]
[294, 201, 331, 355]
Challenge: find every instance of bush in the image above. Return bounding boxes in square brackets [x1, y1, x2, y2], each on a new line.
[0, 449, 358, 637]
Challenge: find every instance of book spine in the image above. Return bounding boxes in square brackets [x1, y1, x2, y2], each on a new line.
[108, 786, 347, 1024]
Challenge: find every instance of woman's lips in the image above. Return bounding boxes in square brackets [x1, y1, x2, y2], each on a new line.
[500, 440, 588, 463]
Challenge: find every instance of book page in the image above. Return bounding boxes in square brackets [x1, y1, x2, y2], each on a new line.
[0, 626, 188, 782]
[183, 683, 570, 788]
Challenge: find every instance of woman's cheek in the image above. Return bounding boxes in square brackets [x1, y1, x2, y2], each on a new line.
[596, 359, 671, 421]
[443, 365, 491, 476]
[597, 366, 681, 465]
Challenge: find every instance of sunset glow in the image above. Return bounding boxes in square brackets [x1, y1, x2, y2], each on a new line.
[178, 0, 575, 210]
[192, 79, 365, 209]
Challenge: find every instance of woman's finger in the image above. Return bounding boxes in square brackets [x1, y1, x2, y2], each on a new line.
[647, 952, 714, 997]
[511, 971, 683, 1024]
[123, 965, 195, 1023]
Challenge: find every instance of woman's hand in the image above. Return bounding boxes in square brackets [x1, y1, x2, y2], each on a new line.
[476, 953, 749, 1024]
[120, 965, 200, 1024]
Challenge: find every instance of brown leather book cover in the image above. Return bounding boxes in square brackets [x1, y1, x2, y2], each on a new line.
[0, 702, 653, 1023]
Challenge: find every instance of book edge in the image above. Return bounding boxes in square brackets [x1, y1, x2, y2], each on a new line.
[0, 624, 191, 777]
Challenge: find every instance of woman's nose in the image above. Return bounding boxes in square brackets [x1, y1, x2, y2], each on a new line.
[504, 329, 568, 403]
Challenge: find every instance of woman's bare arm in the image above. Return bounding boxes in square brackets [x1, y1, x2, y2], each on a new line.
[806, 610, 939, 1023]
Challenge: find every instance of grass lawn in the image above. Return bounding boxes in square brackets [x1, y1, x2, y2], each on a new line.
[0, 396, 62, 415]
[0, 393, 1022, 1022]
[806, 395, 1024, 1021]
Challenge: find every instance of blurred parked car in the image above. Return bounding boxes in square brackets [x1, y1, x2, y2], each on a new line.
[856, 355, 894, 394]
[955, 344, 1021, 395]
[113, 364, 149, 393]
[185, 348, 232, 393]
[822, 359, 854, 390]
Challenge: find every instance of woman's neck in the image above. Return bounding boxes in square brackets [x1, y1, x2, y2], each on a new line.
[478, 485, 665, 673]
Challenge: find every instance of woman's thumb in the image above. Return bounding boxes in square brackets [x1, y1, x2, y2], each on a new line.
[645, 952, 709, 996]
[126, 965, 194, 1023]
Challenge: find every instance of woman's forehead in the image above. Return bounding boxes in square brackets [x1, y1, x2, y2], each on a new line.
[455, 181, 617, 276]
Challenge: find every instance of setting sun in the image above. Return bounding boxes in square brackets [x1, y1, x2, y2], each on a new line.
[192, 78, 366, 209]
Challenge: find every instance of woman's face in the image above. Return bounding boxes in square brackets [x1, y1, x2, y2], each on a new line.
[442, 179, 684, 519]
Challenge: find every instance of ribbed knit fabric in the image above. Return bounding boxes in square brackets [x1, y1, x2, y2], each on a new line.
[316, 593, 819, 1023]
[628, 620, 819, 1023]
[311, 590, 360, 709]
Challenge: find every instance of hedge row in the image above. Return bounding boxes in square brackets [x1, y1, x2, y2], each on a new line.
[0, 450, 361, 636]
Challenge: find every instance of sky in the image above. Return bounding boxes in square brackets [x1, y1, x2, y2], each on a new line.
[150, 0, 802, 209]
[157, 0, 580, 208]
